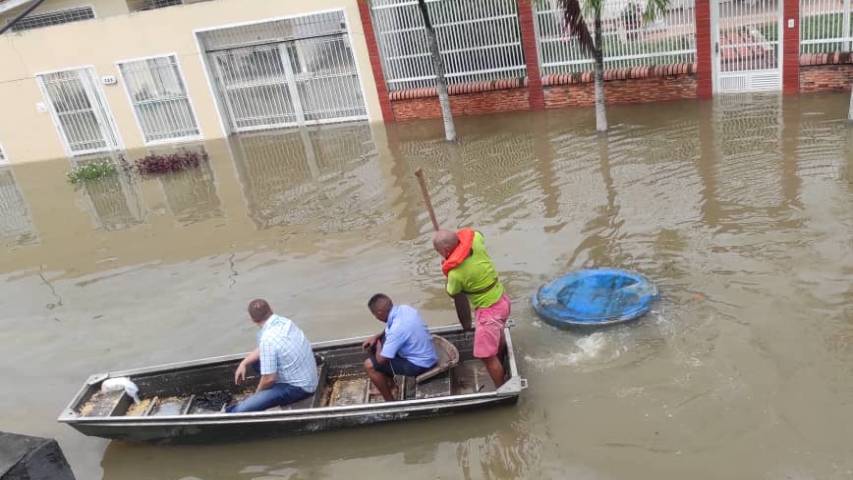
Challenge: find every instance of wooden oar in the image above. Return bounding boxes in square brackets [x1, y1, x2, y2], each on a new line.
[414, 168, 440, 231]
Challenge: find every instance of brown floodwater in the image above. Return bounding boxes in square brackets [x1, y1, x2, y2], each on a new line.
[1, 93, 851, 479]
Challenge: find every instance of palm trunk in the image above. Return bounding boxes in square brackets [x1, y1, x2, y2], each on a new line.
[593, 7, 608, 132]
[417, 0, 456, 142]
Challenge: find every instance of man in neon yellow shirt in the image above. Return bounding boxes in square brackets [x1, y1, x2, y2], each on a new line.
[433, 228, 511, 387]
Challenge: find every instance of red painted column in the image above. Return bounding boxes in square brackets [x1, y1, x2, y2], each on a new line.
[694, 0, 713, 99]
[357, 0, 395, 122]
[782, 0, 800, 95]
[517, 0, 545, 110]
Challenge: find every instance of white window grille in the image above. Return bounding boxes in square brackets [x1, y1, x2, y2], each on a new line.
[37, 68, 122, 156]
[198, 11, 368, 133]
[118, 55, 200, 144]
[9, 6, 94, 32]
[801, 0, 853, 53]
[370, 0, 527, 91]
[534, 0, 696, 75]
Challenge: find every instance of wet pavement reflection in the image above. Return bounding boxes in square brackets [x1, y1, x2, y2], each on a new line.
[0, 93, 851, 480]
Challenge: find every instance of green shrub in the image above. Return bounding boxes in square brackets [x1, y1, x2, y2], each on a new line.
[67, 161, 117, 184]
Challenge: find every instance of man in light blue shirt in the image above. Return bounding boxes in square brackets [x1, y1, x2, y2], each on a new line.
[228, 299, 318, 413]
[362, 294, 438, 401]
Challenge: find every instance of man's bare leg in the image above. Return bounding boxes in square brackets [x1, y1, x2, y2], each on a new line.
[482, 356, 505, 388]
[363, 359, 395, 401]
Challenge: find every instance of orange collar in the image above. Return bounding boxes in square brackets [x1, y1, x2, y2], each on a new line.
[441, 228, 475, 276]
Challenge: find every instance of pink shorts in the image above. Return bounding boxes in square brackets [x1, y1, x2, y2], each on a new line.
[473, 294, 511, 359]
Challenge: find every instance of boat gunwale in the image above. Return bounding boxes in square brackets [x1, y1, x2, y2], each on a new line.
[59, 325, 524, 425]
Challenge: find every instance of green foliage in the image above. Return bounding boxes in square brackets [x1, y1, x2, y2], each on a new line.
[66, 161, 117, 184]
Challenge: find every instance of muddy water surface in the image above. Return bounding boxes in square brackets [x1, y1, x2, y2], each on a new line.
[1, 94, 851, 479]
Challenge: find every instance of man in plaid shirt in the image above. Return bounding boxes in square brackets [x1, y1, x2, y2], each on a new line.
[228, 299, 318, 413]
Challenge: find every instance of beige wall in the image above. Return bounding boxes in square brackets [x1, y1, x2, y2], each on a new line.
[0, 0, 383, 163]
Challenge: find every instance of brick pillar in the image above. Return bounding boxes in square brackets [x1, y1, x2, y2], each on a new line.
[782, 0, 800, 95]
[694, 0, 714, 99]
[517, 0, 545, 110]
[357, 0, 395, 122]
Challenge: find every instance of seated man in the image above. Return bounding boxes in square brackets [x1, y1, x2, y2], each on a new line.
[362, 294, 438, 401]
[228, 299, 318, 413]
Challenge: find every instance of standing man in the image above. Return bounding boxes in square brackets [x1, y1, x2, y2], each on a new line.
[362, 294, 438, 401]
[433, 228, 511, 387]
[228, 299, 318, 413]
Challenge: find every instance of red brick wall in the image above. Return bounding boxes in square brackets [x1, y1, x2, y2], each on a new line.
[391, 88, 531, 121]
[517, 0, 545, 110]
[782, 0, 800, 94]
[799, 64, 853, 92]
[694, 0, 713, 98]
[543, 74, 698, 108]
[357, 0, 395, 122]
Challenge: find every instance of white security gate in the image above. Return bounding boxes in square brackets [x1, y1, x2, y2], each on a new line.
[712, 0, 783, 93]
[198, 11, 367, 133]
[37, 68, 122, 155]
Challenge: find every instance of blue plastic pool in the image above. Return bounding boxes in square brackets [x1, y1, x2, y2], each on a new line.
[532, 268, 658, 327]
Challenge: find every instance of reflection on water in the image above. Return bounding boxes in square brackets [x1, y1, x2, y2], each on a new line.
[0, 166, 38, 246]
[0, 93, 851, 480]
[157, 148, 223, 226]
[230, 123, 392, 233]
[74, 154, 145, 232]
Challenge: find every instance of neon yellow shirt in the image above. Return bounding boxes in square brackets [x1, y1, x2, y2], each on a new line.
[446, 232, 504, 309]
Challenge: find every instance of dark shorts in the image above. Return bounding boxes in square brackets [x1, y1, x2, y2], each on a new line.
[369, 354, 434, 377]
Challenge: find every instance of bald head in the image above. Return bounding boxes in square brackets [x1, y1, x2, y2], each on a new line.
[433, 229, 459, 258]
[248, 299, 273, 323]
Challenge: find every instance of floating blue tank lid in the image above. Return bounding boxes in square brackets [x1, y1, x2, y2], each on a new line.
[532, 268, 658, 327]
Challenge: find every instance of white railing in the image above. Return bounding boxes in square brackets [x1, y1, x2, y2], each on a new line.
[118, 55, 200, 144]
[534, 0, 696, 75]
[370, 0, 527, 91]
[800, 0, 853, 53]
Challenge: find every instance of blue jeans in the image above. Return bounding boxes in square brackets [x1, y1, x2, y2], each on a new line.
[226, 361, 313, 413]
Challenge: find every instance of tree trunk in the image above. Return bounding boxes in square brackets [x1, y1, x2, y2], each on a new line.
[417, 0, 456, 142]
[593, 7, 608, 132]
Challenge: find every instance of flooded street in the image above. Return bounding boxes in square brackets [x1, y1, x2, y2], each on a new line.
[1, 93, 851, 479]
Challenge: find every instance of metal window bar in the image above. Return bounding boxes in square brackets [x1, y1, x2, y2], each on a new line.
[800, 0, 852, 53]
[717, 0, 779, 73]
[8, 6, 94, 32]
[533, 0, 696, 75]
[119, 55, 200, 143]
[200, 11, 367, 132]
[37, 69, 120, 155]
[370, 0, 527, 91]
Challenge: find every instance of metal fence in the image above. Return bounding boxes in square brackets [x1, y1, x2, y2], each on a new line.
[800, 0, 853, 53]
[118, 55, 200, 144]
[199, 11, 367, 132]
[370, 0, 527, 91]
[36, 68, 121, 155]
[534, 0, 696, 75]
